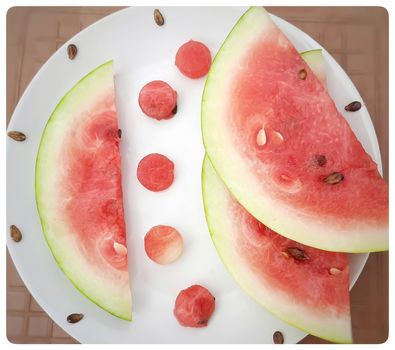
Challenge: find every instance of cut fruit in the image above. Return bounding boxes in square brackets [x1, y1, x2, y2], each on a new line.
[137, 153, 175, 192]
[144, 225, 183, 264]
[175, 40, 212, 79]
[202, 156, 352, 343]
[173, 284, 216, 328]
[35, 61, 132, 320]
[201, 6, 388, 253]
[138, 80, 177, 120]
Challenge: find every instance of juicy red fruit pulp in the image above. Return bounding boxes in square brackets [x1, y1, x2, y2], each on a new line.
[229, 26, 387, 226]
[174, 285, 216, 328]
[229, 196, 350, 314]
[175, 40, 212, 79]
[62, 110, 128, 271]
[144, 225, 183, 264]
[138, 80, 177, 120]
[137, 153, 175, 192]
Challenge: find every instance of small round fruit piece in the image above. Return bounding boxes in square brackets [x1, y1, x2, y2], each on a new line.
[138, 80, 177, 120]
[175, 40, 211, 79]
[137, 153, 175, 192]
[173, 285, 215, 328]
[144, 225, 183, 264]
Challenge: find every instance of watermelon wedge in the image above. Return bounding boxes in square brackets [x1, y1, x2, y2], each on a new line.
[35, 61, 132, 320]
[201, 7, 388, 253]
[202, 156, 352, 343]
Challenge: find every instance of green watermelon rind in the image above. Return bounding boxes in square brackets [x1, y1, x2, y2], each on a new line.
[301, 49, 327, 86]
[35, 61, 132, 321]
[201, 6, 388, 253]
[201, 155, 352, 343]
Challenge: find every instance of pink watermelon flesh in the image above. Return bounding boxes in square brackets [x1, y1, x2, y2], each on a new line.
[63, 110, 128, 271]
[202, 7, 388, 252]
[137, 153, 175, 192]
[231, 32, 386, 221]
[36, 61, 131, 320]
[144, 225, 184, 265]
[174, 284, 216, 328]
[175, 40, 212, 79]
[138, 80, 177, 120]
[202, 156, 352, 342]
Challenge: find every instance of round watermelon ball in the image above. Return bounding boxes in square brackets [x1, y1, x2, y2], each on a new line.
[138, 80, 177, 120]
[144, 225, 183, 265]
[175, 40, 212, 79]
[137, 153, 174, 192]
[173, 285, 215, 328]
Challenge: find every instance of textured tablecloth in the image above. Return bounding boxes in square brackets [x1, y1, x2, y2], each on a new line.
[6, 6, 388, 344]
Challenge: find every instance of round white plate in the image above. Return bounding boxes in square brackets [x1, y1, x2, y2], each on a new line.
[7, 7, 379, 344]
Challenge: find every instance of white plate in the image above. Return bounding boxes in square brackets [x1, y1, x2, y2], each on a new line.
[6, 7, 379, 344]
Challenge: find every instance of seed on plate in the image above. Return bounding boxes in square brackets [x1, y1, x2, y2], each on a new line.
[324, 172, 344, 185]
[67, 313, 84, 324]
[172, 105, 178, 115]
[118, 129, 122, 139]
[344, 101, 362, 112]
[7, 131, 26, 141]
[67, 44, 78, 60]
[314, 154, 327, 167]
[154, 9, 165, 26]
[256, 127, 267, 146]
[273, 330, 284, 344]
[329, 267, 342, 276]
[10, 225, 22, 242]
[113, 242, 128, 256]
[298, 68, 307, 80]
[287, 247, 309, 261]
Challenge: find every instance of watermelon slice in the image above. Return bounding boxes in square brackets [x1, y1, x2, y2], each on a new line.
[35, 61, 132, 320]
[201, 7, 388, 253]
[202, 156, 352, 343]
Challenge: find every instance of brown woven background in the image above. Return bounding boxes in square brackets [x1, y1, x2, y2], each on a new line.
[6, 6, 388, 344]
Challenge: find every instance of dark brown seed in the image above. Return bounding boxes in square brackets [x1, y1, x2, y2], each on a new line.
[314, 154, 327, 167]
[286, 247, 309, 261]
[7, 131, 26, 141]
[324, 172, 344, 185]
[118, 129, 122, 138]
[67, 313, 84, 324]
[344, 101, 362, 112]
[154, 9, 164, 26]
[298, 69, 307, 80]
[67, 44, 78, 60]
[197, 319, 208, 325]
[10, 225, 22, 242]
[172, 105, 178, 115]
[273, 331, 284, 344]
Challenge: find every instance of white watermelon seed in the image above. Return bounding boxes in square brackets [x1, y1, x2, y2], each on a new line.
[329, 267, 342, 276]
[113, 242, 128, 256]
[256, 128, 267, 146]
[272, 130, 284, 144]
